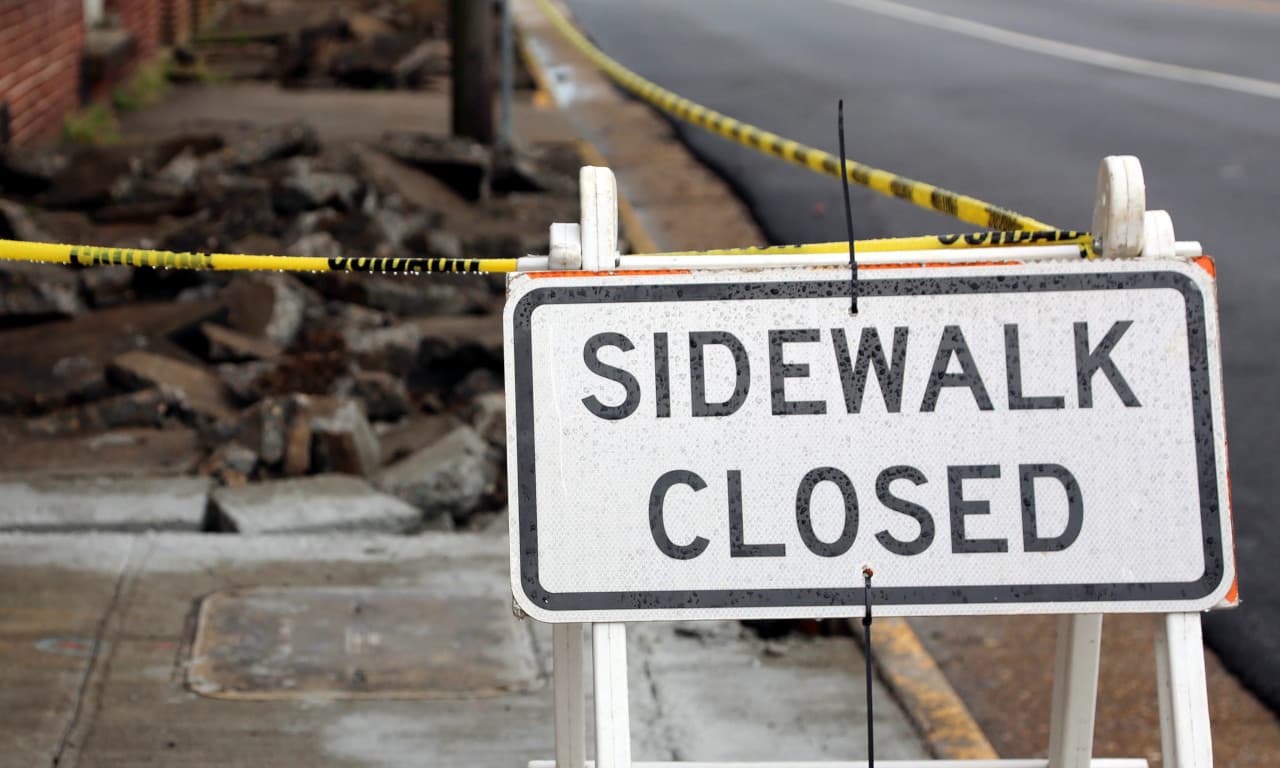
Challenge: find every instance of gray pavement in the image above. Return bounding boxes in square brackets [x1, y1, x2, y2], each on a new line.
[0, 476, 209, 532]
[562, 0, 1280, 711]
[0, 532, 928, 766]
[209, 475, 421, 534]
[119, 84, 576, 147]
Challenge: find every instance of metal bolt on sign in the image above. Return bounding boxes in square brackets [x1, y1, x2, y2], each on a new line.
[506, 159, 1231, 768]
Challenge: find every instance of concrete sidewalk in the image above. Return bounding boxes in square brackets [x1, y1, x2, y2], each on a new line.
[512, 0, 765, 254]
[119, 83, 576, 147]
[0, 531, 929, 767]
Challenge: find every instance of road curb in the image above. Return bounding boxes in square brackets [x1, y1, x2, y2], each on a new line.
[514, 14, 660, 255]
[858, 618, 999, 760]
[515, 25, 556, 109]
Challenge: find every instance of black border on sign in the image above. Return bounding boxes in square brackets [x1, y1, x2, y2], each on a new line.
[510, 270, 1225, 613]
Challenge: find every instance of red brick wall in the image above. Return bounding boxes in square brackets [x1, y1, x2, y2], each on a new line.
[0, 0, 86, 146]
[191, 0, 214, 31]
[107, 0, 162, 60]
[162, 0, 192, 45]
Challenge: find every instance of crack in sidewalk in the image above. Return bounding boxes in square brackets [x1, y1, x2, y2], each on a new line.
[50, 536, 152, 767]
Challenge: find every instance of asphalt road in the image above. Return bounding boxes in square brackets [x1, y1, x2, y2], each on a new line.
[563, 0, 1280, 711]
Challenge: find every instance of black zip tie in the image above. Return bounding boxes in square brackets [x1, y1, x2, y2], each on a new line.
[863, 565, 875, 768]
[838, 99, 858, 315]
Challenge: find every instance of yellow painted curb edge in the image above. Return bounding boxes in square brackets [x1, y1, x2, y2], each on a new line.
[854, 617, 1000, 760]
[514, 3, 663, 256]
[514, 23, 557, 109]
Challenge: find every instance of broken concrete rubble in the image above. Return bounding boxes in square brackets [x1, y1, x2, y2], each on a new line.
[210, 474, 420, 533]
[338, 368, 411, 421]
[283, 407, 313, 476]
[110, 349, 238, 423]
[201, 322, 283, 362]
[0, 475, 210, 532]
[239, 394, 336, 471]
[0, 260, 86, 321]
[316, 272, 479, 316]
[0, 428, 202, 476]
[0, 198, 52, 242]
[23, 388, 176, 437]
[310, 399, 381, 476]
[376, 425, 497, 526]
[393, 38, 450, 87]
[280, 160, 363, 212]
[0, 146, 68, 196]
[40, 144, 139, 210]
[343, 320, 422, 375]
[223, 273, 308, 349]
[381, 131, 492, 201]
[0, 299, 224, 411]
[217, 360, 277, 404]
[342, 311, 503, 386]
[229, 120, 320, 169]
[199, 440, 260, 484]
[200, 0, 471, 92]
[0, 31, 580, 535]
[376, 413, 457, 465]
[287, 230, 343, 259]
[470, 391, 506, 449]
[156, 147, 203, 192]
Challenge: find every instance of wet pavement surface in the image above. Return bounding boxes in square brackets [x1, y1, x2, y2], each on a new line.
[0, 533, 929, 767]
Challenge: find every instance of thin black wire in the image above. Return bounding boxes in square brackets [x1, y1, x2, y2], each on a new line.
[838, 99, 858, 314]
[863, 567, 875, 768]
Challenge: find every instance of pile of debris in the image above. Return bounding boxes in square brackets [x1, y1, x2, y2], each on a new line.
[0, 120, 581, 534]
[185, 0, 536, 92]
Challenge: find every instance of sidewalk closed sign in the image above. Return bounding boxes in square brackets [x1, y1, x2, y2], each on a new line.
[504, 261, 1234, 622]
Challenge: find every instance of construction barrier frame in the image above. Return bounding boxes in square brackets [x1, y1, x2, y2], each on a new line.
[518, 161, 1220, 768]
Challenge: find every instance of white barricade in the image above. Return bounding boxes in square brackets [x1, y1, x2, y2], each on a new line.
[504, 159, 1234, 768]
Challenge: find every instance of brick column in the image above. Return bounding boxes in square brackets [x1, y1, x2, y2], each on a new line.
[0, 0, 86, 146]
[107, 0, 162, 60]
[161, 0, 192, 46]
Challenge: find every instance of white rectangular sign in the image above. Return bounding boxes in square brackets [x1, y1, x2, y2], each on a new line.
[505, 260, 1234, 622]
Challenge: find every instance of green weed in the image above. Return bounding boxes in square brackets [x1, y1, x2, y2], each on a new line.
[62, 103, 121, 146]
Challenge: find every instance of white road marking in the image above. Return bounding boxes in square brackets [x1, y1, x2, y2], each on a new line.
[830, 0, 1280, 101]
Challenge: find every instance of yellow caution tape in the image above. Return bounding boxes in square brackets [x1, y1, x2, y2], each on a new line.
[0, 239, 517, 274]
[533, 0, 1055, 232]
[0, 231, 1095, 277]
[652, 230, 1095, 258]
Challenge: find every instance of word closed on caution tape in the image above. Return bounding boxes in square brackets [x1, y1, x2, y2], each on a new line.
[504, 261, 1234, 623]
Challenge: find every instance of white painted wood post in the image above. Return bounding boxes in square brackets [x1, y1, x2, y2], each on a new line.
[578, 166, 629, 768]
[593, 622, 632, 768]
[579, 167, 619, 272]
[1047, 614, 1103, 768]
[553, 623, 587, 768]
[1155, 613, 1214, 768]
[1142, 211, 1178, 260]
[1092, 156, 1146, 259]
[549, 222, 583, 270]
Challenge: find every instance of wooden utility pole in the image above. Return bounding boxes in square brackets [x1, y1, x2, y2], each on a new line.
[449, 0, 495, 145]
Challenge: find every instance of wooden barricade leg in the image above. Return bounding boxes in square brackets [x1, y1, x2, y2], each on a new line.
[593, 622, 632, 768]
[554, 623, 587, 768]
[1048, 614, 1103, 768]
[1155, 612, 1213, 768]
